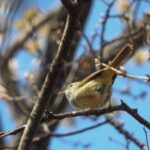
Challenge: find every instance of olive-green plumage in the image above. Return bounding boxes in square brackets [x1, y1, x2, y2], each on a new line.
[60, 44, 133, 109]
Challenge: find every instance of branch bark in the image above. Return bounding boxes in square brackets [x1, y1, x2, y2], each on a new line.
[17, 1, 91, 149]
[44, 101, 150, 129]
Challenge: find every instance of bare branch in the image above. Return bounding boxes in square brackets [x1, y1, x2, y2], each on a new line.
[33, 120, 108, 141]
[0, 125, 26, 138]
[0, 121, 107, 139]
[44, 101, 150, 130]
[18, 1, 91, 149]
[101, 63, 150, 82]
[0, 94, 24, 101]
[107, 116, 146, 149]
[100, 0, 116, 58]
[143, 128, 150, 150]
[1, 101, 149, 148]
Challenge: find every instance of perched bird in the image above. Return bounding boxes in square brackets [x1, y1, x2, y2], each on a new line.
[58, 44, 133, 109]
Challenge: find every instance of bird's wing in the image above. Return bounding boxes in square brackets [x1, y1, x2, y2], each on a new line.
[80, 44, 133, 85]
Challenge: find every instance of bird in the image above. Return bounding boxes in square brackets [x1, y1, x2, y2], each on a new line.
[58, 44, 133, 109]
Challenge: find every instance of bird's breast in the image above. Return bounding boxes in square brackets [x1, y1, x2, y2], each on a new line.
[70, 84, 111, 109]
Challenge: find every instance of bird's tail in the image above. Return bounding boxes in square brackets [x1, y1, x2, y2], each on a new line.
[103, 44, 134, 78]
[79, 44, 133, 85]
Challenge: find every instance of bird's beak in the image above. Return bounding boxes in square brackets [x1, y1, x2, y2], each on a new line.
[57, 90, 65, 96]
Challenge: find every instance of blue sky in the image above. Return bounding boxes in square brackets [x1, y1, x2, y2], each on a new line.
[0, 0, 150, 150]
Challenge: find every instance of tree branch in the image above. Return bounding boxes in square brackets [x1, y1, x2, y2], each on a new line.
[0, 125, 26, 138]
[33, 120, 108, 141]
[1, 101, 149, 144]
[45, 101, 150, 129]
[100, 62, 150, 82]
[106, 116, 146, 149]
[17, 1, 90, 149]
[42, 101, 150, 129]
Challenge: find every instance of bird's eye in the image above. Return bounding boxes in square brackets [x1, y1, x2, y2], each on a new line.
[69, 84, 73, 87]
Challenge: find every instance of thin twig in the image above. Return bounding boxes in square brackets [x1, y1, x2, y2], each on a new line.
[109, 137, 129, 149]
[101, 63, 150, 82]
[82, 32, 96, 58]
[0, 125, 26, 138]
[143, 128, 150, 150]
[100, 0, 116, 58]
[33, 120, 108, 142]
[0, 94, 24, 101]
[107, 115, 146, 149]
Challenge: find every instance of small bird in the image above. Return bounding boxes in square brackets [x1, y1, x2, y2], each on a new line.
[58, 44, 133, 109]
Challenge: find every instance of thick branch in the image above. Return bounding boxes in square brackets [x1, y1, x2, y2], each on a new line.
[17, 2, 86, 149]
